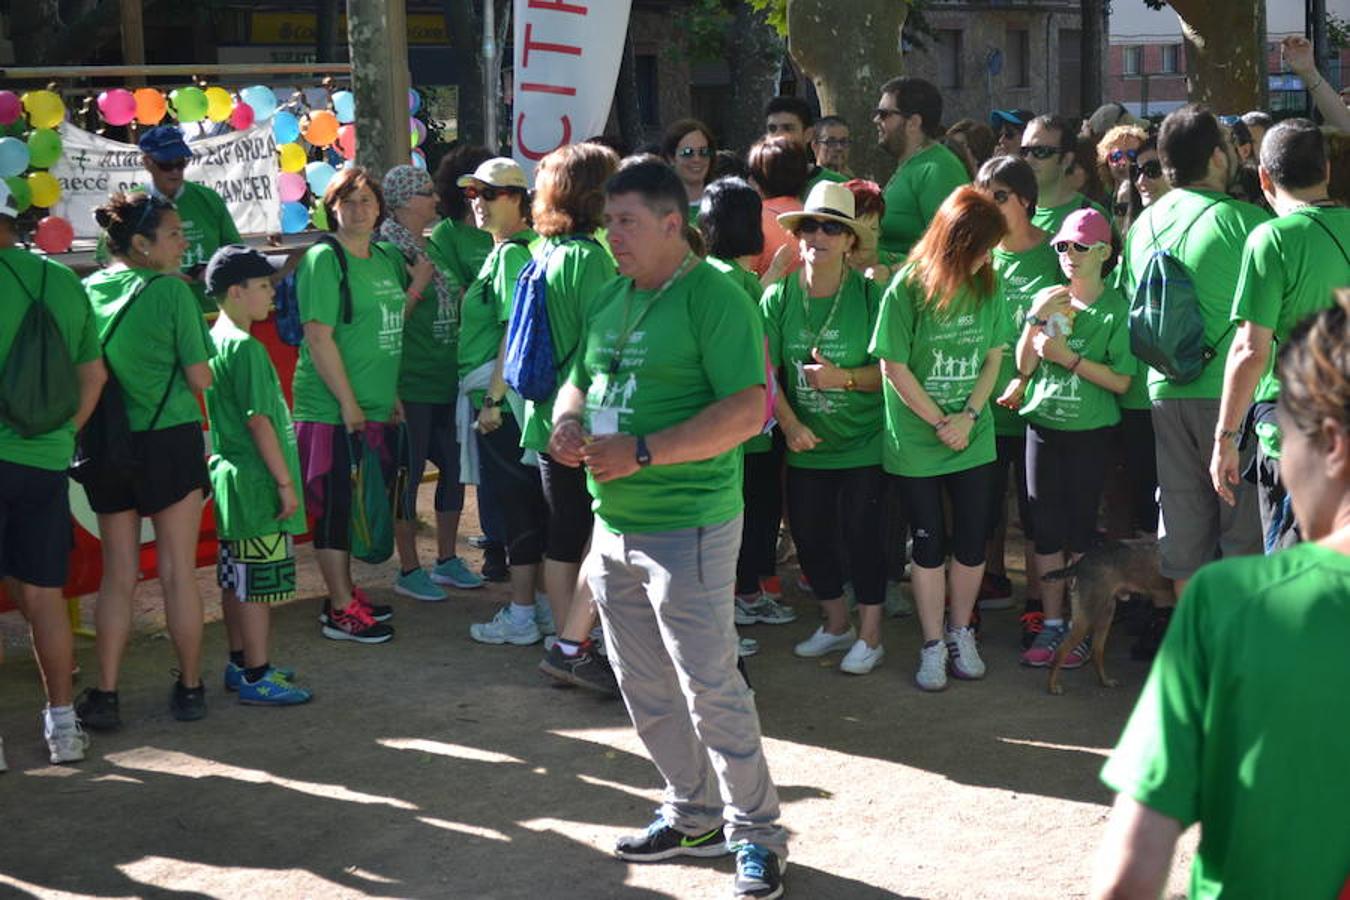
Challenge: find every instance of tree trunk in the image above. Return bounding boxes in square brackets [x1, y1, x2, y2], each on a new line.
[1081, 0, 1105, 114]
[614, 29, 644, 150]
[347, 0, 412, 178]
[786, 0, 909, 183]
[1167, 0, 1268, 111]
[444, 0, 484, 145]
[725, 2, 784, 156]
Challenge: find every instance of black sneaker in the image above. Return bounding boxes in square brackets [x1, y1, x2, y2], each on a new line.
[318, 594, 392, 625]
[538, 641, 619, 696]
[74, 687, 121, 731]
[169, 677, 208, 722]
[614, 818, 730, 862]
[734, 843, 786, 900]
[1131, 605, 1173, 661]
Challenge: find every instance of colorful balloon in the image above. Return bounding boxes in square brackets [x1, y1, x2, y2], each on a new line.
[0, 137, 30, 178]
[22, 90, 66, 129]
[280, 201, 310, 234]
[240, 85, 278, 122]
[27, 170, 60, 208]
[304, 161, 337, 196]
[277, 171, 307, 203]
[408, 88, 421, 115]
[311, 202, 330, 231]
[204, 87, 234, 123]
[97, 88, 137, 126]
[332, 90, 356, 124]
[410, 148, 427, 171]
[410, 117, 427, 148]
[170, 86, 208, 123]
[4, 176, 31, 212]
[272, 110, 300, 145]
[26, 128, 62, 168]
[278, 142, 306, 173]
[336, 123, 357, 160]
[134, 88, 167, 126]
[302, 110, 339, 148]
[34, 216, 74, 254]
[229, 102, 255, 130]
[0, 91, 20, 126]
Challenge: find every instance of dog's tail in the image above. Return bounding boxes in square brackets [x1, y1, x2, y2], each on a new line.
[1040, 559, 1083, 582]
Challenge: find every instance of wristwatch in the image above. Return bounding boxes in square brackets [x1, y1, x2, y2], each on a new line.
[1024, 313, 1048, 327]
[843, 370, 857, 391]
[635, 435, 652, 467]
[482, 395, 503, 409]
[963, 404, 981, 422]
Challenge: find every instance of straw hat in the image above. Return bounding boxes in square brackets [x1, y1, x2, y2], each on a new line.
[776, 181, 859, 235]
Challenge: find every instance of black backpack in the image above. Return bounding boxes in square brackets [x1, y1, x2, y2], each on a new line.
[0, 256, 79, 438]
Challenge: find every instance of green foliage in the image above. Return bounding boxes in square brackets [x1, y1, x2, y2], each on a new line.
[746, 0, 788, 34]
[678, 0, 736, 60]
[1330, 13, 1350, 49]
[748, 0, 926, 48]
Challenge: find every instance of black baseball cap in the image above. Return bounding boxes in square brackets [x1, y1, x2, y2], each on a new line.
[991, 109, 1035, 129]
[205, 244, 282, 295]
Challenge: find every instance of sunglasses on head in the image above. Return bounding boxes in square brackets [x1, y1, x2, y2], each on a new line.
[1133, 160, 1163, 180]
[676, 146, 715, 159]
[1053, 240, 1100, 254]
[1108, 148, 1139, 164]
[1019, 145, 1061, 160]
[463, 184, 518, 201]
[154, 158, 189, 172]
[795, 218, 849, 237]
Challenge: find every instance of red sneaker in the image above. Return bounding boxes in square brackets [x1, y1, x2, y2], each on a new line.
[321, 597, 394, 643]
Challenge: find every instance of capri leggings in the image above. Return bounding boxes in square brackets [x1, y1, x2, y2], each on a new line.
[1026, 423, 1113, 556]
[475, 411, 549, 566]
[537, 453, 593, 563]
[396, 401, 464, 520]
[736, 438, 784, 596]
[891, 463, 996, 569]
[987, 434, 1033, 539]
[786, 465, 886, 604]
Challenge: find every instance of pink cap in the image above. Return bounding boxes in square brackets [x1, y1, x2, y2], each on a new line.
[1052, 208, 1112, 248]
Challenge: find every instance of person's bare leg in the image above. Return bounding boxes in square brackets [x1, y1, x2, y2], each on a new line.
[94, 511, 142, 692]
[543, 558, 580, 628]
[151, 490, 205, 689]
[16, 582, 74, 706]
[511, 562, 539, 607]
[221, 586, 243, 656]
[947, 560, 985, 629]
[237, 601, 271, 670]
[435, 509, 462, 561]
[1024, 543, 1042, 603]
[558, 570, 599, 643]
[394, 519, 420, 573]
[857, 603, 883, 648]
[911, 564, 946, 642]
[1035, 551, 1067, 621]
[316, 549, 355, 609]
[818, 596, 850, 635]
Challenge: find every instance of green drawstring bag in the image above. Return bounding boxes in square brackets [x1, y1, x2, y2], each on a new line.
[349, 432, 396, 564]
[0, 257, 79, 438]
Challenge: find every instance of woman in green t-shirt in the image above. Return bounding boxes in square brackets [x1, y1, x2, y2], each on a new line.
[842, 179, 903, 285]
[767, 183, 887, 674]
[869, 186, 1012, 692]
[76, 192, 215, 730]
[429, 145, 495, 288]
[661, 118, 716, 220]
[1011, 209, 1135, 670]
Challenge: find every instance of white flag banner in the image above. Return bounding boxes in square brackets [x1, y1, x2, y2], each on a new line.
[512, 0, 632, 182]
[50, 123, 282, 240]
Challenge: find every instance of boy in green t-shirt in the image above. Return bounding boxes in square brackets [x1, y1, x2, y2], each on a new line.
[203, 246, 312, 707]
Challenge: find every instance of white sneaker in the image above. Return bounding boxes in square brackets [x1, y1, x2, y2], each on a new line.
[839, 640, 884, 675]
[43, 710, 89, 765]
[915, 642, 949, 692]
[737, 637, 760, 658]
[749, 596, 798, 625]
[534, 601, 557, 636]
[543, 635, 558, 652]
[469, 607, 542, 646]
[734, 593, 762, 626]
[945, 626, 986, 680]
[793, 625, 857, 658]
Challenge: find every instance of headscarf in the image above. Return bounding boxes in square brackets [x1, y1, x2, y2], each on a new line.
[380, 165, 455, 322]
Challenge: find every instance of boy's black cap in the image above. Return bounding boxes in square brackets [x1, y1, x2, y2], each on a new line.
[205, 244, 282, 295]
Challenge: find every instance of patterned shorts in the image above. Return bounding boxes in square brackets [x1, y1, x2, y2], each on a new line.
[217, 534, 297, 604]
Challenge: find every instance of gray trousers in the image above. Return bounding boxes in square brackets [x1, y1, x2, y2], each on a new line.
[588, 514, 788, 857]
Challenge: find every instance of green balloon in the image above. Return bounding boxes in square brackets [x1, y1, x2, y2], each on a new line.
[26, 128, 62, 168]
[171, 86, 209, 123]
[311, 202, 329, 231]
[4, 175, 31, 212]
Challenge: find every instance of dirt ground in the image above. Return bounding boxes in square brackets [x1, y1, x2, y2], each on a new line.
[0, 483, 1195, 899]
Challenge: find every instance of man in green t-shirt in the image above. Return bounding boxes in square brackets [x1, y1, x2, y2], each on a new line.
[764, 95, 848, 198]
[810, 115, 853, 178]
[0, 181, 106, 766]
[874, 76, 970, 257]
[1019, 115, 1109, 237]
[1211, 118, 1350, 552]
[548, 160, 788, 899]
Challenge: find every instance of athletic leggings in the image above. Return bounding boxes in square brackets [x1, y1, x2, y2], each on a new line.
[475, 411, 548, 566]
[537, 453, 593, 564]
[891, 463, 996, 569]
[396, 401, 463, 520]
[736, 440, 784, 596]
[1026, 423, 1113, 556]
[1119, 408, 1159, 534]
[786, 465, 886, 604]
[987, 433, 1032, 539]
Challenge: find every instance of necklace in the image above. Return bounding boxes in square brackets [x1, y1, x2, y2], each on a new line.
[609, 251, 697, 375]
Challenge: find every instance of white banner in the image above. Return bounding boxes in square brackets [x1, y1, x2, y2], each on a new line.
[512, 0, 632, 182]
[50, 123, 282, 240]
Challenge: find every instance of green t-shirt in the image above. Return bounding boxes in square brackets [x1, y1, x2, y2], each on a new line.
[571, 259, 766, 534]
[1230, 206, 1350, 457]
[204, 316, 307, 539]
[428, 218, 494, 288]
[1118, 188, 1271, 402]
[879, 142, 970, 258]
[521, 235, 616, 453]
[869, 265, 1014, 477]
[1019, 284, 1135, 431]
[709, 256, 773, 456]
[83, 267, 214, 432]
[0, 249, 99, 471]
[990, 241, 1064, 436]
[291, 241, 407, 425]
[1100, 542, 1350, 900]
[398, 241, 462, 405]
[803, 165, 848, 200]
[1031, 192, 1110, 239]
[456, 230, 535, 406]
[761, 269, 882, 469]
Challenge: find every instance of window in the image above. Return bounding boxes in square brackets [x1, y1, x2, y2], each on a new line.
[1160, 44, 1178, 74]
[936, 29, 964, 89]
[1124, 45, 1142, 76]
[1006, 28, 1030, 87]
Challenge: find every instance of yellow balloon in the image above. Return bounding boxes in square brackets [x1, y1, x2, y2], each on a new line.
[204, 87, 233, 123]
[27, 170, 61, 208]
[278, 142, 306, 173]
[22, 90, 66, 129]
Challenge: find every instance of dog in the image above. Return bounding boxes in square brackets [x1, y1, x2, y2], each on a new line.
[1042, 538, 1174, 695]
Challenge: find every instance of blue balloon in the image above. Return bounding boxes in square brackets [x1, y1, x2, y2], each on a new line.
[272, 110, 300, 145]
[410, 148, 427, 171]
[332, 90, 356, 124]
[0, 137, 29, 178]
[280, 201, 310, 234]
[408, 88, 421, 115]
[304, 161, 337, 196]
[240, 85, 278, 122]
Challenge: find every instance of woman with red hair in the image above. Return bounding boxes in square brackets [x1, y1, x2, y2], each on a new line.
[869, 186, 1013, 692]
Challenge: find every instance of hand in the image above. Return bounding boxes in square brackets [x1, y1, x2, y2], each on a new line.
[935, 414, 972, 451]
[408, 256, 436, 295]
[476, 402, 502, 434]
[340, 400, 366, 434]
[581, 433, 640, 483]
[1281, 36, 1316, 78]
[548, 417, 586, 466]
[275, 482, 300, 521]
[996, 378, 1027, 410]
[1029, 285, 1071, 320]
[762, 243, 797, 285]
[802, 349, 847, 390]
[783, 419, 821, 453]
[1032, 331, 1073, 366]
[1209, 437, 1241, 507]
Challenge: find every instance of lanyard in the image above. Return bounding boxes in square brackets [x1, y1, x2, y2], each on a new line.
[609, 251, 697, 374]
[797, 268, 847, 361]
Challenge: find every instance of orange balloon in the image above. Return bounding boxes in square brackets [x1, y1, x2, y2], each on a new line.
[134, 88, 167, 126]
[302, 110, 340, 148]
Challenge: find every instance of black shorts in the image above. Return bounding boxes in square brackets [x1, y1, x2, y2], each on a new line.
[81, 422, 210, 517]
[0, 459, 73, 588]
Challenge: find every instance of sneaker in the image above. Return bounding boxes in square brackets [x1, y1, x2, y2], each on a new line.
[915, 641, 949, 692]
[976, 572, 1015, 610]
[735, 595, 798, 626]
[945, 626, 986, 679]
[795, 573, 811, 592]
[394, 568, 448, 602]
[238, 667, 314, 706]
[43, 710, 90, 764]
[431, 556, 484, 590]
[1019, 609, 1045, 650]
[534, 602, 557, 636]
[74, 687, 121, 732]
[839, 639, 884, 675]
[758, 575, 783, 601]
[738, 637, 760, 658]
[884, 581, 913, 618]
[1062, 634, 1091, 670]
[589, 625, 607, 656]
[1131, 606, 1173, 661]
[733, 843, 786, 900]
[734, 593, 762, 626]
[538, 640, 619, 695]
[169, 677, 208, 722]
[792, 625, 856, 658]
[469, 607, 542, 646]
[319, 592, 393, 626]
[466, 534, 492, 550]
[224, 662, 296, 693]
[614, 817, 730, 862]
[321, 599, 395, 643]
[1020, 622, 1067, 667]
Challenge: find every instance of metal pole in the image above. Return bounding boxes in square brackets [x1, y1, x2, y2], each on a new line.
[484, 0, 499, 154]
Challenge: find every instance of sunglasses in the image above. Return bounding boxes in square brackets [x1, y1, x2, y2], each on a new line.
[1108, 148, 1139, 164]
[813, 137, 851, 148]
[873, 107, 905, 120]
[463, 184, 520, 201]
[153, 158, 189, 172]
[1019, 145, 1061, 160]
[676, 146, 714, 159]
[1133, 160, 1164, 180]
[1052, 240, 1101, 254]
[795, 218, 850, 237]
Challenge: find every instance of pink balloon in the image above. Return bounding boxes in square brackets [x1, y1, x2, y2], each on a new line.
[0, 91, 20, 126]
[97, 89, 137, 126]
[277, 171, 307, 203]
[336, 123, 357, 160]
[229, 101, 255, 130]
[35, 216, 74, 254]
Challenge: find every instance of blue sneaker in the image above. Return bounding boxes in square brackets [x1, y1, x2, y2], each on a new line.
[224, 662, 296, 693]
[430, 556, 484, 590]
[238, 667, 313, 706]
[534, 600, 557, 636]
[733, 843, 786, 900]
[395, 567, 449, 601]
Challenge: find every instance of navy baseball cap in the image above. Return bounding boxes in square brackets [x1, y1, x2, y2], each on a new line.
[138, 125, 193, 163]
[205, 244, 282, 295]
[991, 109, 1035, 129]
